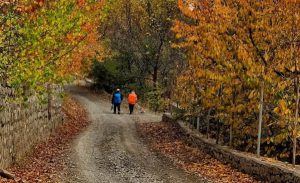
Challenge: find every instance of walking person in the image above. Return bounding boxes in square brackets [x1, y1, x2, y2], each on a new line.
[128, 90, 137, 114]
[111, 89, 123, 114]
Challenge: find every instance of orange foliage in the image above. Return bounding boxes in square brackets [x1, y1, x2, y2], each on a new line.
[177, 0, 213, 20]
[58, 0, 105, 78]
[77, 0, 86, 7]
[16, 0, 45, 13]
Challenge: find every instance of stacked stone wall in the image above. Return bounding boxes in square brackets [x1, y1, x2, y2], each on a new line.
[0, 85, 63, 169]
[163, 114, 300, 183]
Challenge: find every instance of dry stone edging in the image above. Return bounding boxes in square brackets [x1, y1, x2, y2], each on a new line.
[162, 113, 300, 183]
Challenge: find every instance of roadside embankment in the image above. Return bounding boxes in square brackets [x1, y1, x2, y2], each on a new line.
[162, 114, 300, 183]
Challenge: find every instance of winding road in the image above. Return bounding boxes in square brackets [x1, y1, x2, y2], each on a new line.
[61, 87, 210, 183]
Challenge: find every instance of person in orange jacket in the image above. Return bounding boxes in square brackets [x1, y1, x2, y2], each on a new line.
[127, 90, 137, 114]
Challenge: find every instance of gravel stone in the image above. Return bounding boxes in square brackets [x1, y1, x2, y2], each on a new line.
[60, 87, 212, 183]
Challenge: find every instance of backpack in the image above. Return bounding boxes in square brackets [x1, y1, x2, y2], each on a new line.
[128, 93, 137, 104]
[114, 92, 122, 104]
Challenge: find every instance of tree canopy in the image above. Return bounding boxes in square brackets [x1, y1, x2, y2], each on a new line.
[0, 0, 103, 94]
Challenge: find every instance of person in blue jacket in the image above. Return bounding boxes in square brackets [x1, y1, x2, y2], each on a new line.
[111, 88, 123, 114]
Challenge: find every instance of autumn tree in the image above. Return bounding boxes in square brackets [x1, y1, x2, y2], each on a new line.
[173, 0, 300, 164]
[0, 0, 21, 85]
[269, 0, 300, 166]
[173, 0, 258, 146]
[97, 0, 182, 95]
[0, 0, 104, 123]
[0, 0, 103, 96]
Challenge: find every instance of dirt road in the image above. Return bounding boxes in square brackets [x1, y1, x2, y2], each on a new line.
[60, 87, 211, 183]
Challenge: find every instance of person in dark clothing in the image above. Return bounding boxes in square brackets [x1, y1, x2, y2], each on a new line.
[111, 89, 123, 114]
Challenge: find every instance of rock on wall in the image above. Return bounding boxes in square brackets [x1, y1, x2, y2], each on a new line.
[0, 85, 63, 169]
[162, 113, 300, 183]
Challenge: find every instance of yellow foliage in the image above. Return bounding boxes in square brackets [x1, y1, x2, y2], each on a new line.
[172, 0, 300, 154]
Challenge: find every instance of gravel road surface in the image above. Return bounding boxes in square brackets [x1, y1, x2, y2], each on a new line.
[61, 87, 211, 183]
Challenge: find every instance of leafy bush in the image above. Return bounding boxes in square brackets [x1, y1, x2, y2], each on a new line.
[90, 59, 125, 93]
[145, 89, 169, 113]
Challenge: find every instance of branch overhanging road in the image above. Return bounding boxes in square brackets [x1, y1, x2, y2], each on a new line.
[61, 87, 212, 183]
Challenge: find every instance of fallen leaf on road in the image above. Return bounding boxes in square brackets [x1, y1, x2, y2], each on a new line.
[0, 96, 89, 183]
[137, 121, 266, 183]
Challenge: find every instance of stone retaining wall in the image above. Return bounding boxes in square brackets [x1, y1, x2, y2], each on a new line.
[0, 85, 63, 169]
[162, 114, 300, 183]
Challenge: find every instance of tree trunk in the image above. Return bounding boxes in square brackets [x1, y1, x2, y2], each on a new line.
[153, 65, 158, 88]
[216, 119, 221, 145]
[47, 84, 52, 120]
[293, 76, 299, 166]
[292, 27, 299, 165]
[206, 108, 212, 139]
[196, 116, 200, 131]
[189, 117, 194, 129]
[257, 80, 264, 156]
[229, 123, 233, 147]
[230, 88, 236, 147]
[216, 84, 223, 145]
[193, 116, 196, 129]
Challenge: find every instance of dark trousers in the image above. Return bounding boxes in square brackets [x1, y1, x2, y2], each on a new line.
[129, 104, 135, 114]
[114, 103, 121, 114]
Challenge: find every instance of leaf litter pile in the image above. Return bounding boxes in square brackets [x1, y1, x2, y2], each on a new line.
[137, 121, 264, 183]
[0, 96, 89, 183]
